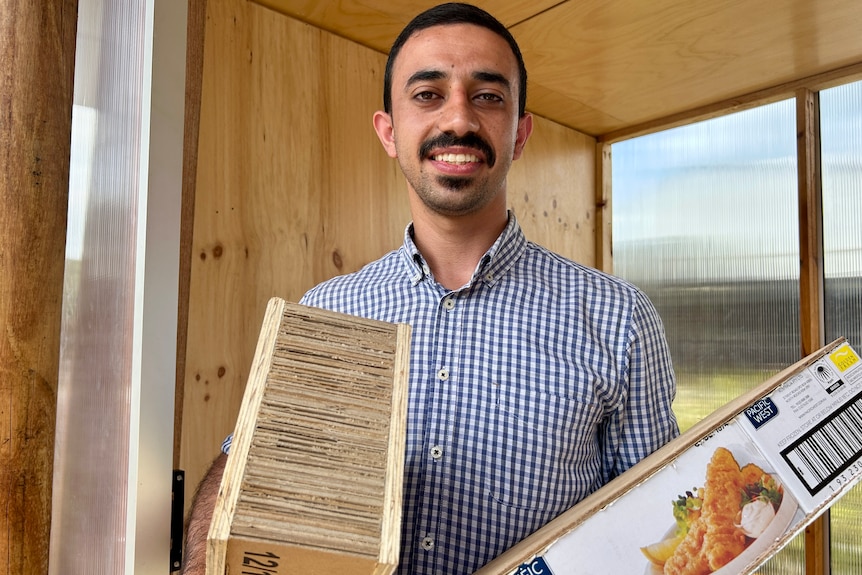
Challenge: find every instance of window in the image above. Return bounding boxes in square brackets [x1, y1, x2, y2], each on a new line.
[612, 100, 800, 432]
[611, 81, 862, 573]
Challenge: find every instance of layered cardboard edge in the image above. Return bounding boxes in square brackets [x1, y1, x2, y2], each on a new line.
[378, 322, 411, 571]
[207, 297, 286, 574]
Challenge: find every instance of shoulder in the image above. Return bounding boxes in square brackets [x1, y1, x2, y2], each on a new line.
[523, 241, 647, 300]
[519, 241, 666, 335]
[300, 249, 408, 313]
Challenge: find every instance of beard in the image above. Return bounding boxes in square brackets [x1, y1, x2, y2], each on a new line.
[404, 132, 505, 216]
[408, 168, 499, 216]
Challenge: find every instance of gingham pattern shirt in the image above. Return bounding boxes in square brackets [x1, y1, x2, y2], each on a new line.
[226, 213, 678, 574]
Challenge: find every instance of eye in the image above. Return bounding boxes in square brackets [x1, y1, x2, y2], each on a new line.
[475, 92, 504, 104]
[414, 91, 440, 102]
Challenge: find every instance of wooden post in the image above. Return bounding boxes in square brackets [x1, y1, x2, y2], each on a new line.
[174, 0, 208, 470]
[594, 141, 613, 274]
[0, 1, 78, 573]
[796, 87, 829, 575]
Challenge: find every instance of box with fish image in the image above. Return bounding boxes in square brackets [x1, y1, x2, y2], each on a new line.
[474, 339, 862, 575]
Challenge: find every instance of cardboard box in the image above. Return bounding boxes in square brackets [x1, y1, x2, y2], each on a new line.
[475, 339, 862, 575]
[207, 299, 411, 575]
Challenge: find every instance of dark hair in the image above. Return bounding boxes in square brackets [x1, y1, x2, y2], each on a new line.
[383, 3, 528, 117]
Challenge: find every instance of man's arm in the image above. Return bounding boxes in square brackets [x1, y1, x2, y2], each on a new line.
[181, 452, 228, 575]
[604, 289, 680, 479]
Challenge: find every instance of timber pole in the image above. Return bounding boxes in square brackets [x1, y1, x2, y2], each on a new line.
[0, 1, 78, 573]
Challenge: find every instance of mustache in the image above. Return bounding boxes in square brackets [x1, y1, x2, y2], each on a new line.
[419, 133, 496, 168]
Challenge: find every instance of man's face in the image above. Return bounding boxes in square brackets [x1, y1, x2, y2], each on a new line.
[373, 23, 532, 218]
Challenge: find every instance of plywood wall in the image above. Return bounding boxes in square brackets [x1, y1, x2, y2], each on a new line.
[180, 0, 597, 504]
[509, 118, 597, 264]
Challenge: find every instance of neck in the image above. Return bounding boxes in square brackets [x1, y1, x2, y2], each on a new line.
[410, 201, 508, 290]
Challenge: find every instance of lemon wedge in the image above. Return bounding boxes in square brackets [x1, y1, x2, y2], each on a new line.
[640, 533, 685, 566]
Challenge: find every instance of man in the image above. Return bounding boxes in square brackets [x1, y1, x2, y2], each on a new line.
[183, 3, 678, 574]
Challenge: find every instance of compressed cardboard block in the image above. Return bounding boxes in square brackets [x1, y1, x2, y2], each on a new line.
[207, 298, 410, 575]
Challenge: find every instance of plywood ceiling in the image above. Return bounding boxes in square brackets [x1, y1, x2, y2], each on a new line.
[253, 0, 862, 137]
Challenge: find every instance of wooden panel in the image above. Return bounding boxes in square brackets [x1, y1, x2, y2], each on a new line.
[247, 0, 862, 136]
[208, 299, 409, 575]
[252, 0, 562, 53]
[527, 83, 626, 138]
[513, 0, 862, 135]
[508, 115, 597, 267]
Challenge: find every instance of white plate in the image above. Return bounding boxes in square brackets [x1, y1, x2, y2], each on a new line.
[644, 469, 797, 574]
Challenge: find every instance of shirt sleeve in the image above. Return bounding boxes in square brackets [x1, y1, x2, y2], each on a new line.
[603, 289, 679, 480]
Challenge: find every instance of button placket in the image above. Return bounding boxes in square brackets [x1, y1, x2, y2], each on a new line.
[418, 289, 462, 566]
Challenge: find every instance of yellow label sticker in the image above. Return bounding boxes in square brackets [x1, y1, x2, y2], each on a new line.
[830, 344, 859, 372]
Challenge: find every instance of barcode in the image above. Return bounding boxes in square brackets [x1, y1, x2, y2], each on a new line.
[781, 388, 862, 495]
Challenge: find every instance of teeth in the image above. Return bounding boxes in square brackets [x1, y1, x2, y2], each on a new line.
[433, 153, 479, 164]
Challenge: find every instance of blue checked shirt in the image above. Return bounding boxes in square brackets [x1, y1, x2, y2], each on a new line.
[225, 213, 678, 574]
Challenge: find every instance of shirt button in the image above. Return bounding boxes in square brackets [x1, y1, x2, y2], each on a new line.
[430, 445, 443, 460]
[420, 536, 434, 551]
[442, 297, 455, 310]
[437, 368, 449, 381]
[484, 272, 494, 282]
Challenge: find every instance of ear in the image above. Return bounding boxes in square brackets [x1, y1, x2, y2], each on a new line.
[512, 112, 533, 161]
[373, 110, 398, 158]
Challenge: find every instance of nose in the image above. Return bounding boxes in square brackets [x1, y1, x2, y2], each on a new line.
[437, 89, 480, 136]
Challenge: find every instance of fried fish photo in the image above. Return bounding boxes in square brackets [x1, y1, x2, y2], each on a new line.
[641, 446, 790, 575]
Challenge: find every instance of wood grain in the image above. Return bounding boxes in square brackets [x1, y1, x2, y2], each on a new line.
[251, 0, 562, 53]
[0, 1, 77, 572]
[175, 0, 209, 470]
[508, 115, 597, 266]
[250, 0, 862, 136]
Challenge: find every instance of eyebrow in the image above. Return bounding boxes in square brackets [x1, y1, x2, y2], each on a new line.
[404, 69, 512, 92]
[473, 71, 511, 92]
[406, 69, 447, 86]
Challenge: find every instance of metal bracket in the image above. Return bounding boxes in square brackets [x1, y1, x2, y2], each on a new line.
[171, 470, 185, 571]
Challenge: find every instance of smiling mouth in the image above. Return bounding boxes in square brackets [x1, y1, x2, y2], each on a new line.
[433, 153, 480, 164]
[420, 133, 496, 168]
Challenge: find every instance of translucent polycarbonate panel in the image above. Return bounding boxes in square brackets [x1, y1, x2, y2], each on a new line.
[612, 99, 803, 574]
[53, 0, 185, 571]
[52, 0, 146, 572]
[821, 79, 862, 575]
[612, 100, 801, 430]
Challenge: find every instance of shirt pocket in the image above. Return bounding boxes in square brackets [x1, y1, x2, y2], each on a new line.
[486, 384, 604, 512]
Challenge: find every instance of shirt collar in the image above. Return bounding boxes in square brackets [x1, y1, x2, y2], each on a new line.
[400, 210, 527, 288]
